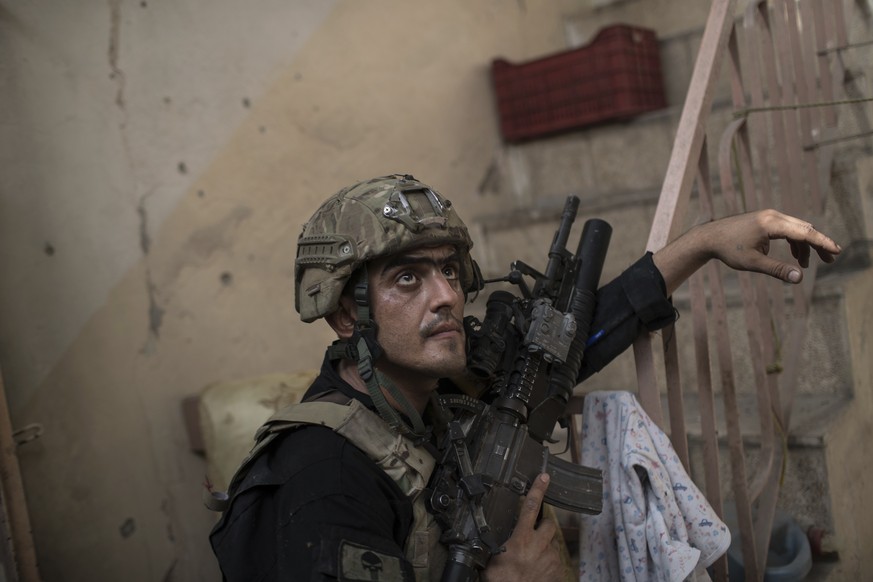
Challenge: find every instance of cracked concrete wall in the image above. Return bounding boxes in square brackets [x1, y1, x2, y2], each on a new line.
[0, 0, 338, 409]
[0, 1, 596, 580]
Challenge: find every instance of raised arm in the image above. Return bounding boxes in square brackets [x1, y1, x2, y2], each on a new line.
[652, 209, 841, 296]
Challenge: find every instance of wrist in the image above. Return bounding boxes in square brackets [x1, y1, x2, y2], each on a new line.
[652, 223, 714, 295]
[684, 221, 718, 264]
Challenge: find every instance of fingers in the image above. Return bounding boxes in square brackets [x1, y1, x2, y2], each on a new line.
[733, 211, 840, 283]
[789, 239, 810, 269]
[516, 473, 550, 532]
[483, 474, 562, 582]
[763, 211, 841, 262]
[771, 213, 842, 280]
[751, 253, 804, 283]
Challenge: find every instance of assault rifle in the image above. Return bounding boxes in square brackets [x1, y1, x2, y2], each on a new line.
[428, 195, 610, 581]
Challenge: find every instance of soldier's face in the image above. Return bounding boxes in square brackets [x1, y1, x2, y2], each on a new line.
[368, 244, 467, 388]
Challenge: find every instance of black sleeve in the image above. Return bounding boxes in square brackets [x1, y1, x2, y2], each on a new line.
[577, 252, 676, 383]
[210, 426, 416, 582]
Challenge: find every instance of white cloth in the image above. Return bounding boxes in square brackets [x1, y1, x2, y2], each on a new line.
[578, 391, 730, 581]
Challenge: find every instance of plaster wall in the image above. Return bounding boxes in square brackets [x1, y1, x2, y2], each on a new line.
[823, 270, 873, 578]
[0, 1, 614, 579]
[0, 0, 338, 409]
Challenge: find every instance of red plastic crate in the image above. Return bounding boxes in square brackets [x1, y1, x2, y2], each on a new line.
[491, 25, 667, 142]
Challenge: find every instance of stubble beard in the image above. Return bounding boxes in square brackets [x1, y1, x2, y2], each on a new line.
[419, 312, 467, 377]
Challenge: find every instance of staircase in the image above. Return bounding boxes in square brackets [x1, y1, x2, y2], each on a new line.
[470, 0, 873, 578]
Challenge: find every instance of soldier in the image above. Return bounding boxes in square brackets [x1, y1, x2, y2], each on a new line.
[209, 174, 839, 581]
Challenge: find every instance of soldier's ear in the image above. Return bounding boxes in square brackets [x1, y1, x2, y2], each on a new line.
[325, 294, 357, 339]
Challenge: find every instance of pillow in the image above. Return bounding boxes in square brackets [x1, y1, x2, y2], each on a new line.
[198, 371, 318, 491]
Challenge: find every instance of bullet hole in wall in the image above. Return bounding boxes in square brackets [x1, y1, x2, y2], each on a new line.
[44, 243, 55, 256]
[242, 97, 251, 108]
[259, 126, 266, 134]
[178, 162, 187, 174]
[197, 190, 205, 198]
[220, 272, 233, 286]
[120, 518, 136, 539]
[140, 1, 147, 7]
[163, 96, 172, 105]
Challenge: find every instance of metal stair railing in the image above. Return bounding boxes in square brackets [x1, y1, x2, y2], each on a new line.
[628, 0, 854, 580]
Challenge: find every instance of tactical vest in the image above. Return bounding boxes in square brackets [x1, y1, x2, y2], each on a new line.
[212, 398, 447, 582]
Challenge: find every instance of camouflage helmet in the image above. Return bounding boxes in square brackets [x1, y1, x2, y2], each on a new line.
[295, 174, 479, 323]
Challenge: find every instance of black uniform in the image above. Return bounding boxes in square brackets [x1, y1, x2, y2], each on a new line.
[209, 253, 673, 581]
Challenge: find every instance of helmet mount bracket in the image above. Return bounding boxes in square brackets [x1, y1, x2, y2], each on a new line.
[382, 188, 450, 232]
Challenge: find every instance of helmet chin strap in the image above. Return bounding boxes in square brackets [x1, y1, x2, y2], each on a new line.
[337, 266, 430, 442]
